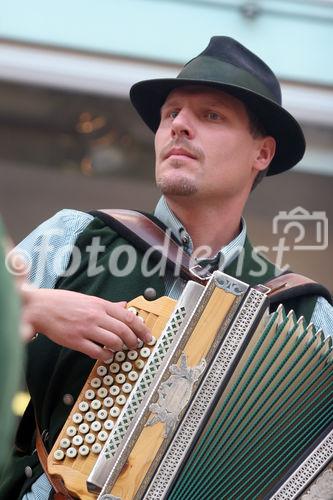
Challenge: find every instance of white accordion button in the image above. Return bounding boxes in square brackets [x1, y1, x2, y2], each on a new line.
[85, 411, 96, 422]
[59, 438, 71, 449]
[127, 306, 138, 315]
[137, 339, 144, 348]
[91, 399, 101, 410]
[122, 383, 133, 394]
[90, 377, 102, 388]
[91, 421, 102, 432]
[78, 401, 89, 412]
[140, 347, 151, 358]
[97, 387, 108, 399]
[135, 359, 145, 370]
[103, 375, 114, 386]
[98, 430, 108, 442]
[122, 361, 132, 372]
[72, 435, 83, 446]
[110, 407, 120, 418]
[97, 366, 107, 377]
[109, 386, 120, 396]
[66, 447, 77, 458]
[115, 373, 126, 384]
[147, 335, 157, 346]
[79, 445, 90, 456]
[72, 413, 83, 424]
[53, 449, 65, 461]
[116, 395, 127, 406]
[92, 443, 102, 454]
[79, 423, 90, 434]
[103, 397, 114, 408]
[85, 389, 95, 400]
[66, 426, 77, 437]
[97, 409, 108, 420]
[128, 371, 139, 382]
[104, 420, 114, 431]
[85, 433, 95, 444]
[115, 351, 126, 362]
[127, 350, 138, 361]
[110, 363, 120, 374]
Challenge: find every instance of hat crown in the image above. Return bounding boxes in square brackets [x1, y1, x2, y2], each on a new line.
[179, 36, 282, 105]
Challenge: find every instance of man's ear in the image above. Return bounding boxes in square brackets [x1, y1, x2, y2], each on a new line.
[250, 136, 276, 191]
[254, 136, 276, 172]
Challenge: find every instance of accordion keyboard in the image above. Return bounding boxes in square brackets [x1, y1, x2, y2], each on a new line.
[48, 294, 177, 499]
[53, 339, 157, 462]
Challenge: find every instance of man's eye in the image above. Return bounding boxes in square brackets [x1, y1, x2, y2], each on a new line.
[207, 112, 222, 121]
[170, 110, 179, 119]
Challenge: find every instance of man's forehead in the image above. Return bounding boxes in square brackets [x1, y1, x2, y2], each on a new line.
[162, 85, 245, 110]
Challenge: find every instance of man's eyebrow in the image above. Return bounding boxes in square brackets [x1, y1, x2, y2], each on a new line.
[204, 100, 232, 109]
[161, 100, 179, 110]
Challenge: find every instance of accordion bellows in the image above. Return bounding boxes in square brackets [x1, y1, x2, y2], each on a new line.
[47, 272, 333, 499]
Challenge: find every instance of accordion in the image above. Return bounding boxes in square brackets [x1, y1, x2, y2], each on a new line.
[48, 271, 333, 499]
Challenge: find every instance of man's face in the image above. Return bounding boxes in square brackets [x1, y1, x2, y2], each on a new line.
[155, 86, 268, 203]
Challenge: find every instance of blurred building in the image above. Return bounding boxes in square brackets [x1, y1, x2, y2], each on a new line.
[0, 0, 332, 290]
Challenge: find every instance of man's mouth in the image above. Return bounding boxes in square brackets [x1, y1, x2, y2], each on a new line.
[164, 147, 197, 160]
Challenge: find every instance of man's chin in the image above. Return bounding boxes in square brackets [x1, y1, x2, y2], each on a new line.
[156, 178, 198, 196]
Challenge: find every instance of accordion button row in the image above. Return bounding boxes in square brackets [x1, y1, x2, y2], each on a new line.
[54, 409, 124, 460]
[53, 334, 157, 462]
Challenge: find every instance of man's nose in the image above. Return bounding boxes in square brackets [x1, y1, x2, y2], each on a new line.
[171, 109, 195, 139]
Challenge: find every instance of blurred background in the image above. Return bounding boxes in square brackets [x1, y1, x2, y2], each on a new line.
[0, 0, 332, 292]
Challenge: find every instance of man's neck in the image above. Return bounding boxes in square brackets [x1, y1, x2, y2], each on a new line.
[165, 196, 245, 256]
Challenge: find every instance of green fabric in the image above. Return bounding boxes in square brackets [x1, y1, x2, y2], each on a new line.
[0, 220, 22, 470]
[0, 216, 319, 499]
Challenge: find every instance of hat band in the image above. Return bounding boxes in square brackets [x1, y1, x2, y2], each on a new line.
[178, 55, 278, 104]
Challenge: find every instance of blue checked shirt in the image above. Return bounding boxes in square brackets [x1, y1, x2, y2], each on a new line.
[19, 197, 333, 499]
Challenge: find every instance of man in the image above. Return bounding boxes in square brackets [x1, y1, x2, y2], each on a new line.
[1, 36, 332, 499]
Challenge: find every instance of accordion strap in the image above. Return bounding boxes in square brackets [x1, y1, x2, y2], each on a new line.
[264, 272, 332, 305]
[91, 209, 331, 305]
[35, 416, 73, 499]
[90, 208, 208, 284]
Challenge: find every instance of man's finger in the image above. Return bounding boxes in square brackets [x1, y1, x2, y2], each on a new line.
[79, 339, 114, 361]
[105, 303, 152, 343]
[96, 314, 145, 349]
[94, 326, 128, 351]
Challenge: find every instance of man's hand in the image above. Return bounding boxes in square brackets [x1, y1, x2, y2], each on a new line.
[22, 288, 152, 361]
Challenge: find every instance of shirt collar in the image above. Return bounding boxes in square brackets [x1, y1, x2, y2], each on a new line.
[154, 196, 246, 270]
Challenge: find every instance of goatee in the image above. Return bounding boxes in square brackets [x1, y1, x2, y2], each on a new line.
[156, 176, 198, 196]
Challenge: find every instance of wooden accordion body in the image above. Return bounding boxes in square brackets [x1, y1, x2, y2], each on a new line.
[48, 271, 333, 499]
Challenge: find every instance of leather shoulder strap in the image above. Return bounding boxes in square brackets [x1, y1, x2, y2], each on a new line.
[264, 272, 332, 305]
[90, 209, 208, 284]
[91, 209, 332, 305]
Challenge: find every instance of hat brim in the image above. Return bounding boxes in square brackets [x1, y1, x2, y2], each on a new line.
[130, 78, 305, 175]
